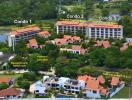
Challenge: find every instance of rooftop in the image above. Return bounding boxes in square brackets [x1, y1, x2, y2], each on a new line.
[10, 26, 41, 36]
[111, 77, 120, 86]
[28, 39, 38, 48]
[0, 88, 21, 97]
[38, 31, 50, 37]
[56, 20, 123, 28]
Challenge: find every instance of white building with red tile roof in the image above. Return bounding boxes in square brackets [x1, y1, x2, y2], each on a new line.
[56, 20, 123, 39]
[60, 45, 86, 55]
[8, 26, 41, 47]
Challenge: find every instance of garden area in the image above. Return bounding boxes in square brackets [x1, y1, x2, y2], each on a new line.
[112, 86, 130, 98]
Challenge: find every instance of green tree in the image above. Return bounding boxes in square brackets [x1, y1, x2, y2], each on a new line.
[17, 80, 30, 90]
[84, 0, 93, 19]
[89, 48, 107, 66]
[105, 47, 121, 68]
[0, 83, 9, 90]
[101, 9, 109, 17]
[118, 16, 132, 37]
[14, 39, 28, 56]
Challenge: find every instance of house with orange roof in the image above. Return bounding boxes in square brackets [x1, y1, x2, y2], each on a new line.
[0, 88, 24, 99]
[60, 45, 86, 54]
[111, 77, 120, 86]
[54, 38, 68, 46]
[27, 39, 38, 49]
[85, 78, 101, 98]
[95, 40, 110, 48]
[38, 31, 50, 38]
[56, 20, 123, 39]
[54, 35, 81, 46]
[77, 75, 89, 83]
[84, 76, 110, 98]
[97, 75, 105, 84]
[8, 26, 41, 47]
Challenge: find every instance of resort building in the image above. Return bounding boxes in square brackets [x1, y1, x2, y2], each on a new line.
[60, 45, 86, 55]
[8, 26, 41, 47]
[56, 20, 123, 39]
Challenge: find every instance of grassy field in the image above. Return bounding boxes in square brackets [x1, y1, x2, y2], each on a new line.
[112, 86, 130, 98]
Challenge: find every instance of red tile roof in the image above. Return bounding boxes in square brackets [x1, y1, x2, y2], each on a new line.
[97, 75, 105, 84]
[86, 78, 100, 90]
[28, 39, 38, 48]
[72, 36, 81, 41]
[54, 35, 81, 46]
[71, 45, 82, 50]
[111, 77, 120, 86]
[55, 38, 68, 46]
[10, 27, 41, 36]
[71, 45, 86, 54]
[64, 35, 72, 40]
[100, 87, 108, 95]
[95, 40, 110, 48]
[0, 88, 21, 97]
[0, 77, 12, 83]
[38, 31, 50, 37]
[77, 75, 89, 82]
[56, 21, 123, 28]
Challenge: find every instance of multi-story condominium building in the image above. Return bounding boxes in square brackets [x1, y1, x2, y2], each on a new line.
[44, 77, 60, 90]
[8, 27, 41, 47]
[56, 20, 123, 39]
[64, 79, 85, 94]
[43, 76, 85, 94]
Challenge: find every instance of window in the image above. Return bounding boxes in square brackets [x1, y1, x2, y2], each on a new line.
[13, 95, 16, 97]
[71, 87, 74, 89]
[35, 90, 39, 92]
[93, 90, 97, 94]
[91, 28, 95, 30]
[75, 87, 78, 90]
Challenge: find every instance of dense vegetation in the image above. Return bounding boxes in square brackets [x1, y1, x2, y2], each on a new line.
[0, 0, 57, 25]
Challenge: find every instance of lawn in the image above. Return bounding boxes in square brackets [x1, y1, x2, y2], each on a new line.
[112, 86, 130, 98]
